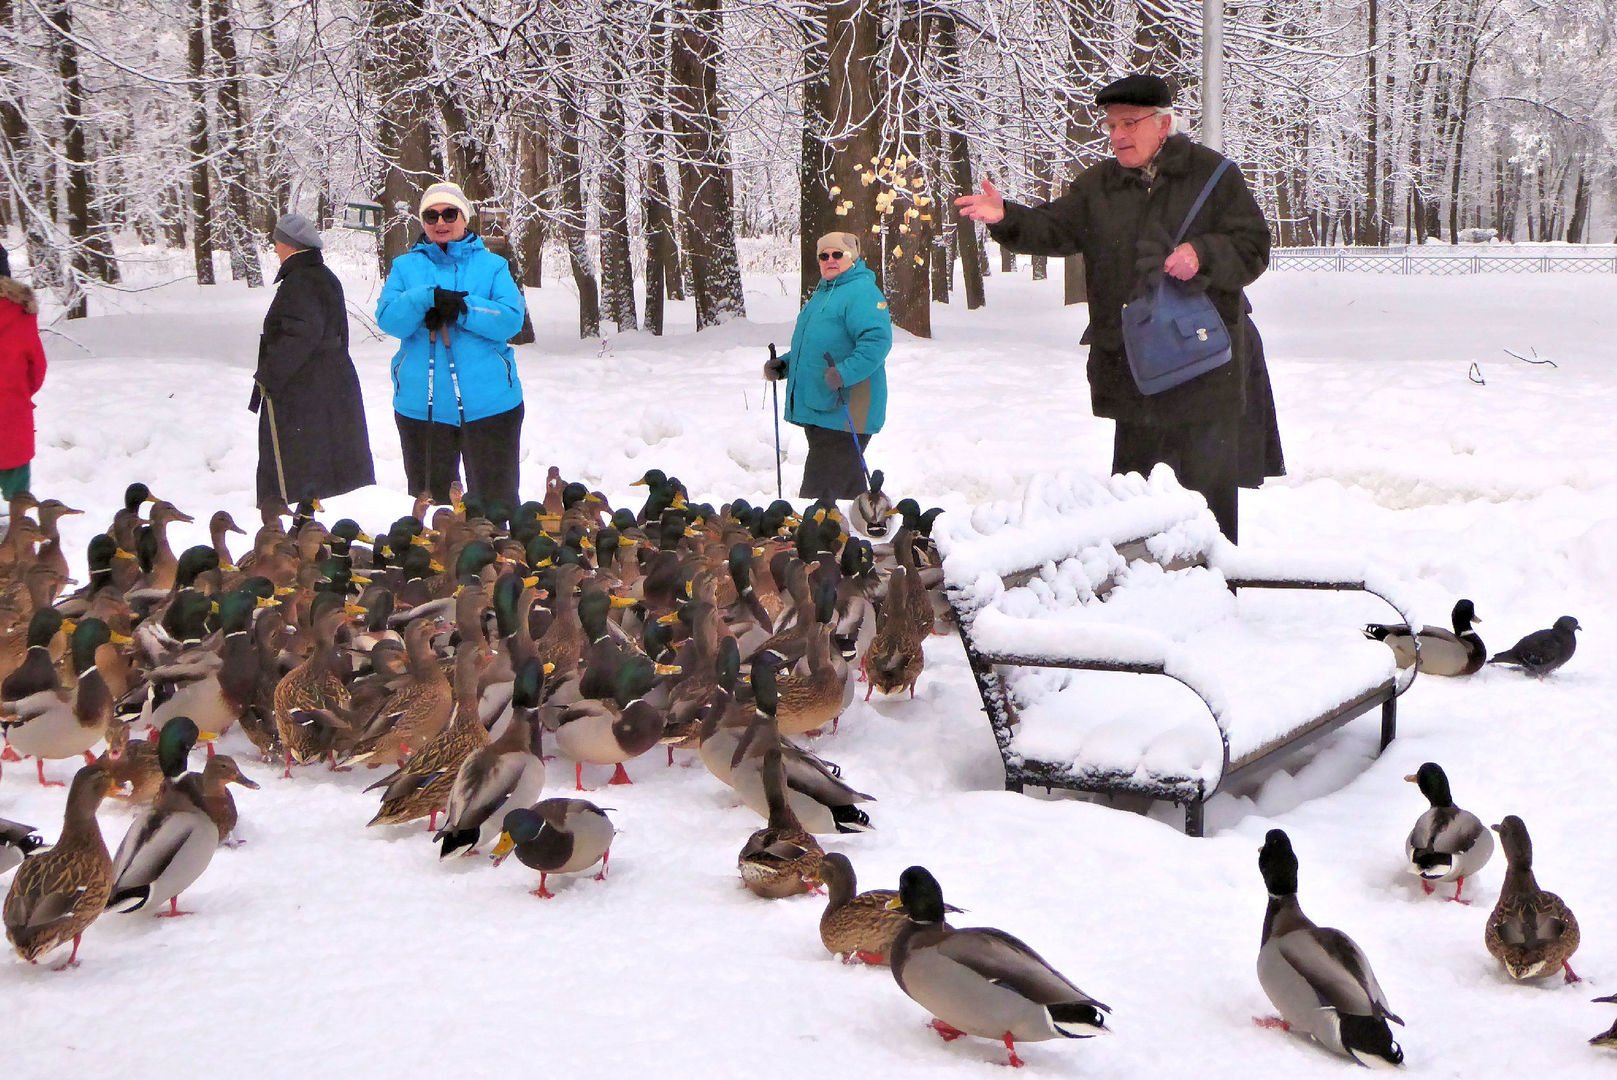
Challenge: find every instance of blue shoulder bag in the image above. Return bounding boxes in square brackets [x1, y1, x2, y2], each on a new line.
[1120, 158, 1234, 395]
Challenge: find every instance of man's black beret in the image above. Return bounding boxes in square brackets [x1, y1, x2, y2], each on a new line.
[1094, 74, 1173, 108]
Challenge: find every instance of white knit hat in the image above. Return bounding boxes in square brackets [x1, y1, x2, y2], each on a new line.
[419, 181, 474, 220]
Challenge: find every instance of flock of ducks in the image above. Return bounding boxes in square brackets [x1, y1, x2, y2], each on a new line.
[1363, 598, 1581, 678]
[0, 478, 1607, 1066]
[0, 476, 949, 962]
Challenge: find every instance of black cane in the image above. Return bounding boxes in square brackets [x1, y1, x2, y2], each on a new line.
[769, 343, 783, 500]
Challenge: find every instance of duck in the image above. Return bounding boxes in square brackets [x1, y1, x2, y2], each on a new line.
[207, 510, 248, 570]
[3, 761, 117, 968]
[1404, 762, 1493, 902]
[106, 717, 219, 918]
[490, 798, 616, 899]
[1488, 616, 1580, 677]
[888, 864, 1109, 1068]
[200, 754, 260, 845]
[338, 617, 453, 768]
[1591, 995, 1617, 1049]
[1364, 599, 1485, 675]
[865, 564, 927, 699]
[1, 816, 46, 877]
[552, 646, 666, 791]
[435, 656, 548, 858]
[737, 743, 824, 899]
[849, 469, 896, 538]
[2, 617, 131, 786]
[142, 589, 262, 740]
[771, 618, 847, 736]
[817, 852, 960, 966]
[367, 644, 494, 830]
[272, 595, 353, 776]
[730, 662, 872, 835]
[1485, 815, 1580, 982]
[1255, 829, 1404, 1067]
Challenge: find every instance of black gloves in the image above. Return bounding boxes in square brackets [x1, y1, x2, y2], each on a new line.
[763, 357, 787, 381]
[425, 287, 469, 333]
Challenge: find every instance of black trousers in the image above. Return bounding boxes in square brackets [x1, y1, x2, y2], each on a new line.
[396, 403, 523, 515]
[800, 424, 873, 500]
[1114, 419, 1240, 543]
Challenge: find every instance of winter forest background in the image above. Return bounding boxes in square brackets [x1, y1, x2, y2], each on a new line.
[2, 0, 1614, 335]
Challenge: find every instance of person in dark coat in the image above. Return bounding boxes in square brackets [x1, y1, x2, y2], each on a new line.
[251, 214, 375, 515]
[0, 244, 47, 502]
[956, 74, 1281, 541]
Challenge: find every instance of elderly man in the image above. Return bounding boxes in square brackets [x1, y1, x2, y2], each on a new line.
[957, 74, 1277, 542]
[251, 213, 375, 519]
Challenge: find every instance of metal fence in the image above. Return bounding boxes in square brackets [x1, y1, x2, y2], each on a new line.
[1270, 247, 1617, 274]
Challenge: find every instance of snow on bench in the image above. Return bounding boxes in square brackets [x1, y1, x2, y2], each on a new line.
[937, 468, 1416, 835]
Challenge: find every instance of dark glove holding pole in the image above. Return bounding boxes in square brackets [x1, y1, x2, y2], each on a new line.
[762, 343, 786, 382]
[433, 287, 469, 322]
[423, 306, 445, 333]
[822, 358, 844, 392]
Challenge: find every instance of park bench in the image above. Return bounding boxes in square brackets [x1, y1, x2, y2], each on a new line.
[937, 468, 1417, 836]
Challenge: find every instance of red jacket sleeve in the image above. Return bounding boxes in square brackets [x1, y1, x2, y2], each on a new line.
[27, 320, 46, 394]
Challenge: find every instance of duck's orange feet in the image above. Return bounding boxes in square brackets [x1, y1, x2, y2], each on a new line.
[36, 760, 64, 788]
[1253, 1015, 1290, 1030]
[607, 763, 633, 785]
[1001, 1034, 1025, 1068]
[929, 1019, 966, 1041]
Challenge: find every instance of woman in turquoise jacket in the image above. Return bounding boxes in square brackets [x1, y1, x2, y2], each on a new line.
[376, 181, 526, 516]
[765, 231, 892, 499]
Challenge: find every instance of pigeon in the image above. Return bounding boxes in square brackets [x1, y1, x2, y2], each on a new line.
[1488, 616, 1580, 677]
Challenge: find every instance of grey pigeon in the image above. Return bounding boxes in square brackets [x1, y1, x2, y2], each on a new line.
[1, 817, 48, 876]
[1488, 615, 1580, 677]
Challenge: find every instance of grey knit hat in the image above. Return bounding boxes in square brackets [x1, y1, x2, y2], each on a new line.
[272, 213, 323, 251]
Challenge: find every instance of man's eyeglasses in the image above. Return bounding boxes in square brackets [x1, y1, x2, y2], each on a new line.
[1099, 112, 1167, 136]
[422, 207, 461, 224]
[817, 250, 846, 262]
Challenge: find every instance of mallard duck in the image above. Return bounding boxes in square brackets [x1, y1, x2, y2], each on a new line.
[850, 469, 896, 538]
[818, 852, 961, 965]
[339, 617, 453, 768]
[1489, 616, 1580, 677]
[2, 608, 65, 710]
[770, 620, 847, 736]
[737, 743, 824, 899]
[888, 864, 1109, 1068]
[238, 606, 288, 761]
[3, 761, 117, 967]
[109, 483, 158, 556]
[865, 565, 926, 699]
[1364, 599, 1485, 675]
[730, 663, 872, 834]
[142, 590, 263, 741]
[1485, 815, 1580, 982]
[1255, 830, 1404, 1066]
[107, 718, 218, 918]
[32, 499, 83, 593]
[1, 817, 46, 877]
[2, 617, 131, 785]
[200, 754, 259, 845]
[490, 798, 616, 898]
[1591, 995, 1617, 1049]
[367, 644, 493, 829]
[101, 734, 165, 805]
[1404, 762, 1493, 902]
[435, 656, 548, 858]
[553, 643, 665, 790]
[272, 595, 352, 776]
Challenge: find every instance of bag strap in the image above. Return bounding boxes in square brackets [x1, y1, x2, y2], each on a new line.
[1171, 158, 1233, 246]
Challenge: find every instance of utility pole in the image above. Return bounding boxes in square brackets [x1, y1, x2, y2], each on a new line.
[1202, 0, 1223, 152]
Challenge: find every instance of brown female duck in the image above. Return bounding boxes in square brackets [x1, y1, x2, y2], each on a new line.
[1485, 815, 1580, 982]
[3, 761, 117, 968]
[367, 644, 493, 829]
[737, 743, 824, 900]
[271, 596, 352, 777]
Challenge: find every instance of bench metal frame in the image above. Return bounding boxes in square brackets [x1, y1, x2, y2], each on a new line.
[950, 563, 1415, 837]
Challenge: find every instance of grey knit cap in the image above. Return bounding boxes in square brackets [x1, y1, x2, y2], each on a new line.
[272, 213, 324, 251]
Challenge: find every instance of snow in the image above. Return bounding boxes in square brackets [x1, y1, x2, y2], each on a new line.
[5, 243, 1616, 1077]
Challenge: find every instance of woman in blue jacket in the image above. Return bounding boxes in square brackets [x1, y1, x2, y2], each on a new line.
[764, 231, 892, 499]
[376, 181, 526, 516]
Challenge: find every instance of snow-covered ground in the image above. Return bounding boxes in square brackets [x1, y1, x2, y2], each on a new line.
[6, 244, 1615, 1078]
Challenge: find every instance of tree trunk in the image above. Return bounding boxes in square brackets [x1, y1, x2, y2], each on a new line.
[548, 33, 601, 339]
[799, 3, 833, 304]
[1565, 162, 1590, 243]
[46, 3, 104, 315]
[935, 14, 983, 309]
[642, 4, 676, 333]
[598, 0, 638, 332]
[368, 0, 437, 276]
[669, 0, 746, 328]
[822, 0, 884, 290]
[208, 0, 263, 287]
[0, 0, 60, 291]
[515, 119, 547, 290]
[881, 11, 931, 338]
[1360, 0, 1380, 246]
[187, 0, 216, 285]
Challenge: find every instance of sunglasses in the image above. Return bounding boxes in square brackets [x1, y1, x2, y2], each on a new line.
[817, 250, 847, 262]
[421, 207, 461, 224]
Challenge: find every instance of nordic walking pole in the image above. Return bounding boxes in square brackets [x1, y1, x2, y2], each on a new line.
[769, 343, 784, 500]
[825, 352, 872, 493]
